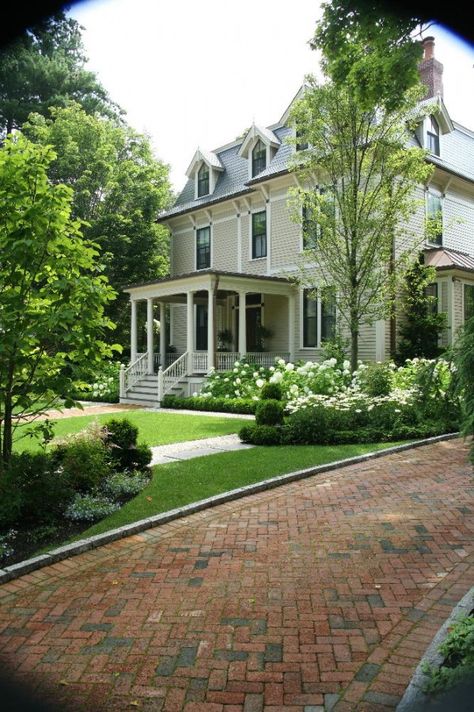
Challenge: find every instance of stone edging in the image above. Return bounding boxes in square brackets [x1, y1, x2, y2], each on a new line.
[0, 432, 460, 585]
[396, 585, 474, 711]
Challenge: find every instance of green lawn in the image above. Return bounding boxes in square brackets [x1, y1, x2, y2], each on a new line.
[14, 409, 250, 452]
[72, 440, 404, 540]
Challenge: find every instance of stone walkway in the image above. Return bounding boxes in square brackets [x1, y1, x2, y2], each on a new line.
[0, 439, 472, 712]
[150, 435, 254, 465]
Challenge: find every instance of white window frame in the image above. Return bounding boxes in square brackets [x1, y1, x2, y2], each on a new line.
[249, 207, 267, 261]
[299, 288, 337, 349]
[194, 224, 212, 271]
[425, 188, 443, 247]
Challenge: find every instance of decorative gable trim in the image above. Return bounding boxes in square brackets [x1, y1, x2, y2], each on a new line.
[186, 149, 224, 200]
[238, 124, 280, 159]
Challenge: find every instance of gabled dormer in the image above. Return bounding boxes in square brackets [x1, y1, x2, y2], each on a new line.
[238, 124, 280, 179]
[416, 97, 453, 157]
[186, 149, 224, 200]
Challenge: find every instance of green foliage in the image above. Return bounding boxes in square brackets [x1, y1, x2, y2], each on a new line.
[0, 135, 118, 467]
[52, 437, 112, 493]
[64, 493, 120, 522]
[102, 471, 150, 501]
[0, 12, 120, 137]
[312, 0, 425, 111]
[454, 316, 474, 463]
[289, 66, 433, 370]
[102, 418, 151, 472]
[357, 362, 393, 397]
[255, 400, 285, 426]
[24, 104, 172, 349]
[162, 395, 257, 415]
[0, 452, 74, 528]
[238, 425, 282, 446]
[397, 259, 447, 362]
[71, 360, 121, 403]
[321, 333, 348, 368]
[260, 382, 283, 401]
[423, 615, 474, 695]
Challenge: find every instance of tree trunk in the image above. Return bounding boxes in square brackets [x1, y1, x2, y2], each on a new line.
[1, 395, 13, 469]
[350, 327, 359, 373]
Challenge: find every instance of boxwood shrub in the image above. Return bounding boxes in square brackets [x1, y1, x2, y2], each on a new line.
[162, 394, 257, 414]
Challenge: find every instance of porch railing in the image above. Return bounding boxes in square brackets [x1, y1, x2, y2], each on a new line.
[244, 352, 290, 367]
[158, 351, 188, 402]
[215, 352, 240, 371]
[120, 352, 148, 397]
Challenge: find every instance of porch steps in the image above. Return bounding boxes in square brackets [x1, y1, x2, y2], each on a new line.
[120, 374, 187, 408]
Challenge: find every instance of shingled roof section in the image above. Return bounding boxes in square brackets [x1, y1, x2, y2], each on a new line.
[158, 99, 474, 223]
[425, 246, 474, 273]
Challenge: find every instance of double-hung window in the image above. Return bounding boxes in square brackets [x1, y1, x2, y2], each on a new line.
[427, 116, 440, 156]
[251, 140, 266, 177]
[303, 287, 336, 347]
[197, 164, 209, 197]
[321, 288, 336, 341]
[465, 284, 474, 323]
[196, 226, 210, 270]
[303, 289, 317, 347]
[252, 210, 267, 259]
[426, 191, 443, 245]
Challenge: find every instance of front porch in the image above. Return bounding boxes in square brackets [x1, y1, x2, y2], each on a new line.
[120, 270, 296, 406]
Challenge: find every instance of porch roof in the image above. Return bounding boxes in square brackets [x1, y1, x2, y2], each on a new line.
[124, 269, 296, 300]
[425, 246, 474, 274]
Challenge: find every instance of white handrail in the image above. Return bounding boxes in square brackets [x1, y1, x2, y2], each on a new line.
[120, 352, 148, 396]
[158, 351, 188, 402]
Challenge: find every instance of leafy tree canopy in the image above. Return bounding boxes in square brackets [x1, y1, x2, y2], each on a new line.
[24, 104, 173, 348]
[0, 11, 121, 137]
[313, 0, 427, 110]
[0, 135, 118, 467]
[289, 80, 433, 370]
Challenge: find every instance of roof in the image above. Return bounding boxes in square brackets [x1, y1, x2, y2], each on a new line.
[159, 90, 474, 223]
[124, 269, 293, 292]
[424, 246, 474, 273]
[185, 148, 224, 178]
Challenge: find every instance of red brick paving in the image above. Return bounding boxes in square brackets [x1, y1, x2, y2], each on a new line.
[0, 439, 473, 711]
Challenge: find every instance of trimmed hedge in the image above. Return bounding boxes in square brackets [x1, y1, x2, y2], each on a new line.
[162, 395, 257, 414]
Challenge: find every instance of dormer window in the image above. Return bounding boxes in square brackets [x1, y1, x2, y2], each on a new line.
[427, 116, 440, 156]
[197, 164, 210, 197]
[252, 140, 267, 177]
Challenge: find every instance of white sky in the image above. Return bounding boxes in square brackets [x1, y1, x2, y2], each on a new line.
[69, 0, 474, 192]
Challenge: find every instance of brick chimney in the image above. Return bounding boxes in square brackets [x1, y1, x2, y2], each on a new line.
[419, 36, 444, 98]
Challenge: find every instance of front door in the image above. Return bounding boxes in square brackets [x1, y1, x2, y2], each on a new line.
[196, 304, 208, 350]
[246, 307, 262, 351]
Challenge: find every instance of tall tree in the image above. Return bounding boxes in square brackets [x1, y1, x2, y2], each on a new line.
[0, 135, 117, 467]
[24, 104, 172, 349]
[0, 11, 120, 137]
[290, 79, 433, 371]
[314, 0, 427, 111]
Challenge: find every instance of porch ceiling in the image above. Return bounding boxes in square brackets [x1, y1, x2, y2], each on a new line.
[124, 269, 296, 300]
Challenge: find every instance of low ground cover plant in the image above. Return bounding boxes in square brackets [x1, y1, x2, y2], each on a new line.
[0, 417, 152, 566]
[423, 613, 474, 696]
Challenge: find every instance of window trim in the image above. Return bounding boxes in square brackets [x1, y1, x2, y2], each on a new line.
[197, 163, 210, 198]
[251, 139, 267, 178]
[425, 189, 443, 246]
[464, 282, 474, 323]
[195, 225, 211, 271]
[300, 287, 336, 349]
[426, 115, 441, 157]
[251, 209, 267, 260]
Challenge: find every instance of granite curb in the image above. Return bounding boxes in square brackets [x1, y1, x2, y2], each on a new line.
[0, 431, 460, 585]
[396, 586, 474, 711]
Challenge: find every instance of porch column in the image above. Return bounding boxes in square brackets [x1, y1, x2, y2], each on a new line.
[288, 293, 295, 362]
[160, 302, 166, 370]
[130, 299, 138, 363]
[147, 298, 154, 374]
[238, 291, 247, 356]
[186, 290, 195, 374]
[208, 288, 215, 370]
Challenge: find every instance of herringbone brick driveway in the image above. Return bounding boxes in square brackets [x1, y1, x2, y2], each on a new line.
[0, 439, 473, 711]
